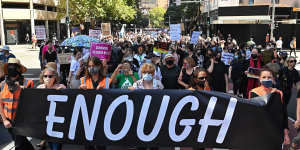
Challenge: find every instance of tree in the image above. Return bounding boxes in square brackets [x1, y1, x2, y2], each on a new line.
[149, 7, 166, 28]
[57, 0, 137, 25]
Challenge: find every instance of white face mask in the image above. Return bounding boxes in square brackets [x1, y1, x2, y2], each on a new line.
[142, 73, 153, 81]
[44, 78, 51, 85]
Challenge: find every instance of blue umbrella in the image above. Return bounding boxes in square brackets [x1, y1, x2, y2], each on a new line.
[60, 35, 100, 48]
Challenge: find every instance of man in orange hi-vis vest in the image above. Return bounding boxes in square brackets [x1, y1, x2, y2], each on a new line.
[0, 58, 34, 150]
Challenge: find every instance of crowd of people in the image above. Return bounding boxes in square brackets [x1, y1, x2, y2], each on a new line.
[0, 30, 299, 150]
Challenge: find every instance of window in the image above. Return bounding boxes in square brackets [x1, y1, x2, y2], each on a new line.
[248, 0, 254, 5]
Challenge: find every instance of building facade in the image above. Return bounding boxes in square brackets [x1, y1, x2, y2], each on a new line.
[0, 0, 60, 45]
[200, 0, 300, 48]
[139, 0, 169, 14]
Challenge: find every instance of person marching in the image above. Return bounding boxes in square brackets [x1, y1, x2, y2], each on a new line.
[0, 58, 34, 150]
[189, 67, 211, 91]
[249, 68, 290, 149]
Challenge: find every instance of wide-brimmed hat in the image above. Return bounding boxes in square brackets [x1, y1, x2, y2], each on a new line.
[1, 45, 10, 51]
[3, 58, 27, 75]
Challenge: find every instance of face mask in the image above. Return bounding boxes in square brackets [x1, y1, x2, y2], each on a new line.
[145, 59, 152, 63]
[234, 55, 238, 59]
[197, 80, 205, 88]
[216, 57, 221, 62]
[7, 65, 19, 77]
[251, 54, 258, 59]
[88, 67, 100, 75]
[43, 78, 51, 85]
[0, 52, 4, 56]
[261, 80, 273, 88]
[166, 60, 174, 65]
[142, 73, 153, 81]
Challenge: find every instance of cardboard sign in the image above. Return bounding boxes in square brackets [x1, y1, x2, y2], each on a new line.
[190, 31, 201, 44]
[90, 42, 112, 60]
[101, 23, 111, 36]
[89, 30, 101, 39]
[35, 26, 46, 40]
[169, 24, 181, 41]
[57, 53, 72, 64]
[221, 52, 234, 66]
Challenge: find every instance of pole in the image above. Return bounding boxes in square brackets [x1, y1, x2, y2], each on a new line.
[207, 0, 210, 37]
[169, 16, 170, 26]
[66, 0, 70, 38]
[270, 0, 275, 40]
[0, 0, 5, 46]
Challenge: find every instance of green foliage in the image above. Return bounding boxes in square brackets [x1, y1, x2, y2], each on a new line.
[149, 7, 166, 28]
[57, 0, 137, 25]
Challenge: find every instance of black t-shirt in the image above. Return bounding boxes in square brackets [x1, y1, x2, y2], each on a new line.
[176, 48, 188, 68]
[180, 68, 193, 89]
[161, 65, 180, 89]
[209, 61, 227, 92]
[250, 91, 288, 130]
[45, 51, 57, 63]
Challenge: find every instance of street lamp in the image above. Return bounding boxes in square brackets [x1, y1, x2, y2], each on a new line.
[270, 0, 276, 40]
[66, 0, 70, 38]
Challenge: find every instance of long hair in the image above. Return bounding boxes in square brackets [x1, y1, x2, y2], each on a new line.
[190, 67, 210, 89]
[85, 56, 105, 80]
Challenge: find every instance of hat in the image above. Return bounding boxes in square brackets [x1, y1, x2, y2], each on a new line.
[3, 58, 27, 75]
[1, 45, 10, 51]
[164, 54, 174, 60]
[45, 62, 57, 71]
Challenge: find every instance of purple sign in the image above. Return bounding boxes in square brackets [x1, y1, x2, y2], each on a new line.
[90, 42, 112, 60]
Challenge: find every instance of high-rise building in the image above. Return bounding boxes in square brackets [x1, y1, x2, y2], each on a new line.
[0, 0, 60, 45]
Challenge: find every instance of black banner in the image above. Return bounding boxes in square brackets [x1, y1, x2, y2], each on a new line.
[14, 89, 285, 149]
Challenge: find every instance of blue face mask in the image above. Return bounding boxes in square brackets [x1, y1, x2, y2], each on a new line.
[261, 80, 273, 88]
[234, 55, 238, 59]
[0, 52, 4, 56]
[142, 73, 153, 81]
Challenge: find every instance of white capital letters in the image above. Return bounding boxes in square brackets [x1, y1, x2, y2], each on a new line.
[169, 96, 199, 142]
[137, 95, 170, 142]
[46, 95, 68, 138]
[68, 94, 102, 141]
[198, 97, 237, 143]
[104, 95, 134, 141]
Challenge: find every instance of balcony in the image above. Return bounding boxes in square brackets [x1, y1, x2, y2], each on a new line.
[34, 10, 57, 20]
[2, 0, 30, 3]
[2, 8, 31, 20]
[33, 0, 58, 6]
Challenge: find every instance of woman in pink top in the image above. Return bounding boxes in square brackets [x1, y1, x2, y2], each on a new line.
[42, 41, 56, 66]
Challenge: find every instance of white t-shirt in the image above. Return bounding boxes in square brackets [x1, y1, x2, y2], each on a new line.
[276, 40, 283, 49]
[70, 59, 80, 75]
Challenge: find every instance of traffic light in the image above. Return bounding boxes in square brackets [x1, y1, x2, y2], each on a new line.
[66, 16, 70, 24]
[207, 17, 210, 25]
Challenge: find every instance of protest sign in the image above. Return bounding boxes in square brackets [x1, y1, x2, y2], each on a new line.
[190, 31, 201, 44]
[57, 53, 72, 65]
[90, 42, 112, 60]
[89, 30, 101, 39]
[221, 52, 234, 66]
[101, 23, 111, 36]
[35, 26, 46, 40]
[14, 89, 284, 149]
[170, 24, 181, 41]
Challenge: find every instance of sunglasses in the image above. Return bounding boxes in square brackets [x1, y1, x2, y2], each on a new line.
[197, 77, 208, 80]
[289, 60, 297, 63]
[43, 75, 55, 78]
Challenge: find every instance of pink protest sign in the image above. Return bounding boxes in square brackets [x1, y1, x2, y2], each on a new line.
[90, 42, 112, 60]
